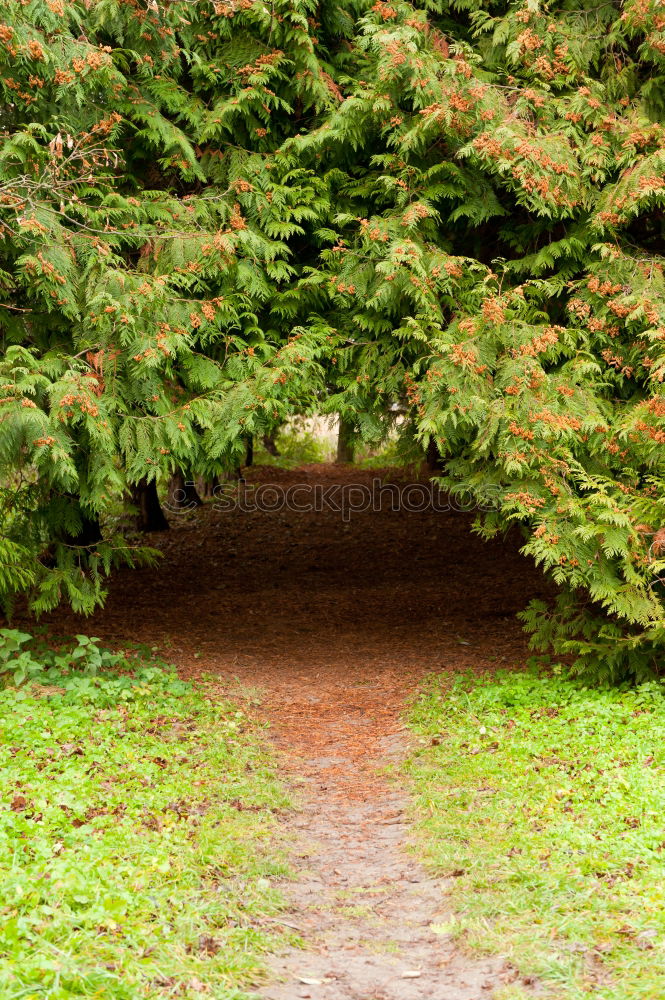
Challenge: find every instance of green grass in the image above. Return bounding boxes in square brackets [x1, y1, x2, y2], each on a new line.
[0, 635, 290, 999]
[254, 427, 333, 467]
[406, 670, 665, 999]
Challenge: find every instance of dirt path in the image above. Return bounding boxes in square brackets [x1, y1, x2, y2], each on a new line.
[40, 465, 549, 998]
[260, 710, 511, 1000]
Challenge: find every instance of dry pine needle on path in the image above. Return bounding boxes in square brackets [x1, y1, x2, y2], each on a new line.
[41, 465, 548, 999]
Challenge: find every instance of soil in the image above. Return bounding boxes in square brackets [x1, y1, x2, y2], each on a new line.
[39, 464, 551, 999]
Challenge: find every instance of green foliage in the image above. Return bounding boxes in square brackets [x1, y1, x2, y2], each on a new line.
[407, 669, 665, 999]
[0, 631, 290, 998]
[0, 628, 156, 691]
[0, 0, 664, 676]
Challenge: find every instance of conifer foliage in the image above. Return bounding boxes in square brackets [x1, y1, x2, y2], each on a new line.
[0, 0, 664, 678]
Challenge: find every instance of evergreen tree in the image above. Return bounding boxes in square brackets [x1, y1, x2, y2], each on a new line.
[0, 0, 663, 678]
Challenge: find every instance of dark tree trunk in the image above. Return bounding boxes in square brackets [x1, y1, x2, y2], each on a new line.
[42, 498, 104, 570]
[197, 475, 219, 500]
[132, 478, 169, 532]
[244, 435, 254, 467]
[262, 432, 280, 457]
[62, 500, 103, 548]
[336, 416, 354, 463]
[169, 470, 203, 510]
[426, 439, 445, 473]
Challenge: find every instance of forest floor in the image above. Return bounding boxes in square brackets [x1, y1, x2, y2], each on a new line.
[42, 464, 552, 999]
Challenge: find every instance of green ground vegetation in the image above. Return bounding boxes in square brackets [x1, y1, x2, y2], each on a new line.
[406, 669, 665, 1000]
[0, 631, 290, 1000]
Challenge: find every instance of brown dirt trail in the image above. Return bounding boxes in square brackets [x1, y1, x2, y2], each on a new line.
[40, 465, 548, 999]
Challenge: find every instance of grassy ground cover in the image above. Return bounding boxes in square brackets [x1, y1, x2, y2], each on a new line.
[0, 632, 290, 1000]
[406, 670, 665, 1000]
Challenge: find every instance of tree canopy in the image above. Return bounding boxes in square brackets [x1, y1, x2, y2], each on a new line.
[1, 0, 664, 679]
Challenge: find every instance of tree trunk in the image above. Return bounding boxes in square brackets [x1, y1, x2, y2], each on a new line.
[62, 499, 103, 548]
[426, 439, 445, 473]
[169, 469, 203, 510]
[132, 478, 169, 532]
[197, 475, 219, 500]
[41, 498, 104, 570]
[262, 432, 280, 457]
[244, 435, 254, 467]
[336, 416, 355, 463]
